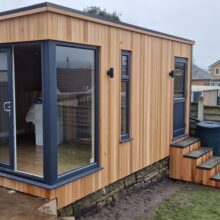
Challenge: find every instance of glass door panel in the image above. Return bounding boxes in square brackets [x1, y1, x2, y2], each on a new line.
[0, 48, 13, 168]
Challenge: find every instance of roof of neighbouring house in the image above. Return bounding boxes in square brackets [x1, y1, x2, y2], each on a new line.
[209, 60, 220, 70]
[192, 64, 214, 80]
[0, 2, 195, 44]
[192, 85, 220, 92]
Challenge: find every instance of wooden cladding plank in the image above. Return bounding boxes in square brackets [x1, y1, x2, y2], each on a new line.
[130, 32, 141, 173]
[108, 27, 120, 183]
[0, 177, 50, 199]
[47, 7, 194, 45]
[0, 13, 47, 42]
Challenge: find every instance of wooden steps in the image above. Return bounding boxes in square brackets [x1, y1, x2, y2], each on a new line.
[169, 137, 220, 188]
[211, 172, 220, 182]
[184, 147, 212, 159]
[171, 137, 200, 148]
[197, 156, 220, 170]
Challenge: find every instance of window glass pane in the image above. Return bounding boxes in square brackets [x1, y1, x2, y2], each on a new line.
[56, 45, 95, 175]
[121, 81, 128, 135]
[174, 62, 185, 98]
[193, 92, 202, 103]
[122, 55, 128, 77]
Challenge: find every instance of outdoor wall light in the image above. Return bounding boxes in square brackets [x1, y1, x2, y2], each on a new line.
[107, 68, 114, 78]
[169, 70, 175, 78]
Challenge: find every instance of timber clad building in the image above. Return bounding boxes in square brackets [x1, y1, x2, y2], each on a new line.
[0, 2, 194, 213]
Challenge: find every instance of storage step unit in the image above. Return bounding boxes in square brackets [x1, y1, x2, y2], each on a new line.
[211, 172, 220, 182]
[169, 137, 220, 188]
[184, 147, 212, 159]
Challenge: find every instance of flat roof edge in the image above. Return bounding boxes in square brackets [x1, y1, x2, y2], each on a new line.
[0, 2, 195, 44]
[0, 2, 49, 16]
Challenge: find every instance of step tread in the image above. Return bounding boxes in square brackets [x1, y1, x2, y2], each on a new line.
[210, 172, 220, 182]
[171, 137, 200, 148]
[183, 147, 212, 159]
[197, 156, 220, 170]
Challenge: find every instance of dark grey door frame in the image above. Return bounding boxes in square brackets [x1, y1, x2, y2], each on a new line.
[0, 47, 14, 169]
[0, 42, 46, 183]
[173, 57, 187, 138]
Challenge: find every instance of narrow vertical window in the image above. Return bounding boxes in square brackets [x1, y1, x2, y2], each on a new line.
[120, 51, 131, 141]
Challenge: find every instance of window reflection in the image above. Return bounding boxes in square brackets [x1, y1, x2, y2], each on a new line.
[174, 63, 185, 98]
[56, 45, 96, 175]
[121, 52, 130, 139]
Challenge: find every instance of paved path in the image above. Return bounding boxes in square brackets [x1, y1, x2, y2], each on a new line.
[0, 187, 58, 220]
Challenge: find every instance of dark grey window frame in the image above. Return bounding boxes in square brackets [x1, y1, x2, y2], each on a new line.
[173, 57, 187, 138]
[120, 50, 131, 142]
[0, 40, 101, 188]
[53, 41, 100, 182]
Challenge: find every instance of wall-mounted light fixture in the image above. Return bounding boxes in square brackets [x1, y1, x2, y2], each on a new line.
[169, 70, 175, 78]
[107, 68, 114, 78]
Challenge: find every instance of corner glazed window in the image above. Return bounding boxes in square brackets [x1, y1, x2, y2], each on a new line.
[120, 51, 131, 141]
[56, 45, 96, 175]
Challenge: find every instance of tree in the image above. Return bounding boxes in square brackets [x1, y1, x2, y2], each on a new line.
[84, 6, 121, 22]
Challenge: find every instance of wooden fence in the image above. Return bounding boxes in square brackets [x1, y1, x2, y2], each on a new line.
[190, 100, 220, 136]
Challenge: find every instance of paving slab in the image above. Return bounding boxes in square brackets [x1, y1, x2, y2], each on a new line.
[197, 156, 220, 170]
[184, 147, 212, 159]
[210, 172, 220, 182]
[171, 137, 199, 148]
[0, 187, 58, 220]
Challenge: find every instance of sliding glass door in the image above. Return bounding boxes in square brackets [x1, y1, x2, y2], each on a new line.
[0, 47, 14, 169]
[0, 41, 99, 185]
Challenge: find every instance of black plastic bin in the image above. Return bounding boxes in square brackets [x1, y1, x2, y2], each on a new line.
[197, 121, 220, 156]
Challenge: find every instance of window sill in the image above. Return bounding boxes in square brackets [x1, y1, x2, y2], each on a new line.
[172, 133, 188, 142]
[0, 165, 103, 190]
[120, 137, 134, 143]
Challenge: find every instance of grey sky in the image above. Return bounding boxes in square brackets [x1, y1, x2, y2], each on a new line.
[0, 0, 219, 70]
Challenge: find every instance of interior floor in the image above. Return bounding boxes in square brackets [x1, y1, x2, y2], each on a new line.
[0, 134, 91, 177]
[58, 139, 92, 175]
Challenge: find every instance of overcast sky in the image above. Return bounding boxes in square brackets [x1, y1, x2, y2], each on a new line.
[0, 0, 219, 70]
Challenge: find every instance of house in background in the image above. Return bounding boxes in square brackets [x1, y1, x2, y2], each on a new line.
[191, 64, 220, 105]
[209, 60, 220, 86]
[191, 85, 220, 105]
[192, 64, 214, 86]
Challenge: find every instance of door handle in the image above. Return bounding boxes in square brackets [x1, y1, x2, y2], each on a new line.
[3, 102, 11, 116]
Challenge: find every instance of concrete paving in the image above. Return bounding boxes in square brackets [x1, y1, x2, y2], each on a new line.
[0, 187, 58, 220]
